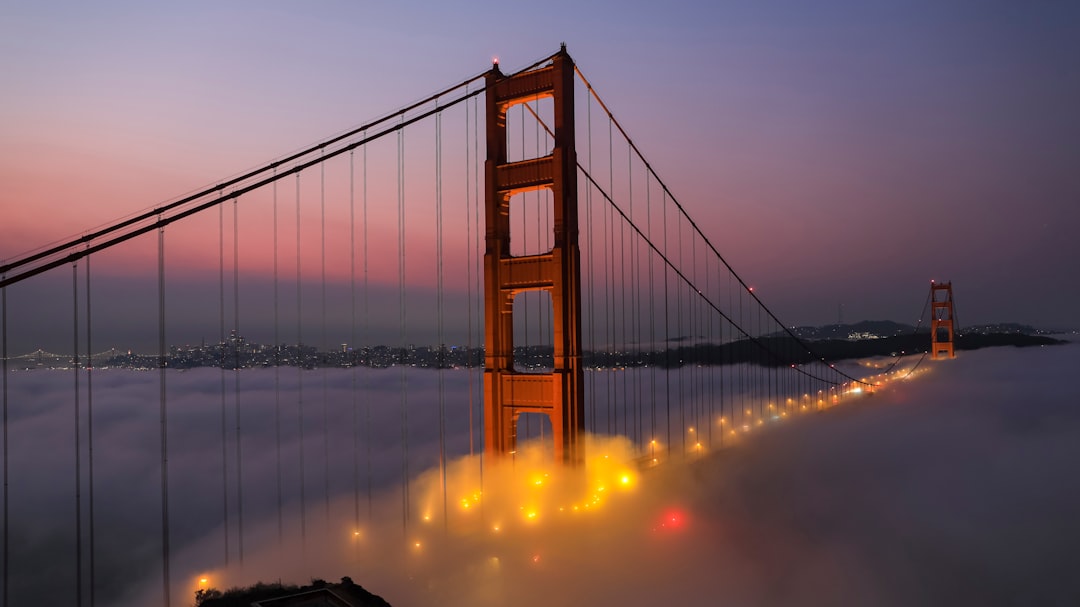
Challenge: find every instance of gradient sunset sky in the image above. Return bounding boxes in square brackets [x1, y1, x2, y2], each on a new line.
[3, 0, 1078, 330]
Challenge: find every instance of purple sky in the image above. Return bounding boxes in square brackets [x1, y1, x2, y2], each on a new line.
[3, 1, 1079, 332]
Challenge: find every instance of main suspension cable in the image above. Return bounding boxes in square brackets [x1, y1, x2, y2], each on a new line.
[579, 165, 851, 387]
[573, 66, 871, 387]
[1, 53, 571, 290]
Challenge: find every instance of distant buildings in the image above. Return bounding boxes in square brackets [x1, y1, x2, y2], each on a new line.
[6, 322, 1067, 372]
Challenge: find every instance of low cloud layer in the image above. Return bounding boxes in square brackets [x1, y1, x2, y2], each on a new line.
[5, 341, 1080, 606]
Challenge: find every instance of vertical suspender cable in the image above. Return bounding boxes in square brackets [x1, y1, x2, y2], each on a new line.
[519, 103, 531, 440]
[698, 248, 704, 441]
[607, 118, 616, 434]
[721, 272, 729, 446]
[534, 100, 543, 369]
[646, 172, 656, 447]
[759, 297, 765, 420]
[689, 240, 696, 448]
[662, 191, 671, 457]
[547, 102, 554, 372]
[692, 240, 699, 443]
[690, 244, 698, 442]
[705, 252, 713, 448]
[435, 107, 448, 529]
[765, 305, 772, 417]
[519, 105, 529, 415]
[349, 149, 359, 533]
[603, 118, 612, 433]
[741, 288, 747, 421]
[72, 262, 82, 607]
[534, 101, 542, 443]
[683, 237, 691, 451]
[232, 197, 244, 564]
[217, 205, 230, 564]
[701, 245, 708, 445]
[158, 225, 171, 607]
[472, 98, 484, 515]
[538, 100, 550, 422]
[699, 238, 708, 442]
[748, 292, 755, 420]
[465, 89, 475, 458]
[363, 134, 372, 520]
[688, 232, 695, 447]
[320, 153, 330, 526]
[619, 141, 628, 438]
[629, 145, 636, 441]
[1, 275, 6, 604]
[758, 297, 764, 419]
[85, 254, 96, 607]
[398, 122, 410, 532]
[273, 172, 283, 544]
[691, 231, 698, 444]
[585, 91, 596, 434]
[676, 216, 684, 455]
[296, 172, 307, 545]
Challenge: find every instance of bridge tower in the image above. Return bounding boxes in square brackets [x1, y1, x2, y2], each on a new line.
[930, 281, 956, 359]
[483, 48, 585, 465]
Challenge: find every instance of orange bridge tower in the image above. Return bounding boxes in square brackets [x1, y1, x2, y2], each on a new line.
[483, 48, 585, 465]
[930, 281, 956, 360]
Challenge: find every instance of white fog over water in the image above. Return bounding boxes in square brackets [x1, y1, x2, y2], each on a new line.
[3, 340, 1079, 606]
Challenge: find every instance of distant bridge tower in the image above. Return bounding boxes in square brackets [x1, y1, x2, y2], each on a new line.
[483, 48, 585, 465]
[930, 281, 956, 359]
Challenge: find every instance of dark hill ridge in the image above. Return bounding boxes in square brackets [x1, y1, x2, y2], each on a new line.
[784, 320, 1052, 340]
[197, 577, 391, 607]
[587, 331, 1064, 369]
[787, 320, 917, 340]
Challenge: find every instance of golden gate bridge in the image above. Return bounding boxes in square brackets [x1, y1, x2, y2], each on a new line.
[0, 47, 939, 606]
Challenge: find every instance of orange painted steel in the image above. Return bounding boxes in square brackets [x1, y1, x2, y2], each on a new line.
[483, 48, 585, 465]
[930, 281, 956, 359]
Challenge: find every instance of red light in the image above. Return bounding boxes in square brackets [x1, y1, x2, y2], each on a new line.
[653, 508, 688, 532]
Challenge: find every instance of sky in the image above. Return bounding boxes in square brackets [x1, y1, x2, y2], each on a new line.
[3, 338, 1078, 605]
[2, 0, 1080, 350]
[3, 7, 1079, 604]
